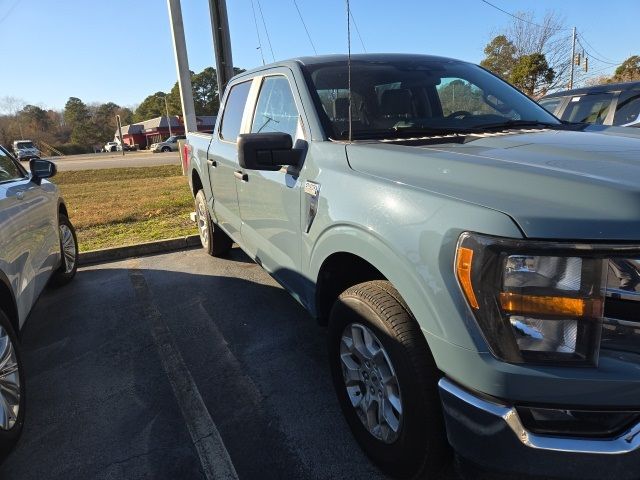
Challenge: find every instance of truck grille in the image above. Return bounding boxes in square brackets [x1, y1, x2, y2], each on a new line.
[602, 259, 640, 356]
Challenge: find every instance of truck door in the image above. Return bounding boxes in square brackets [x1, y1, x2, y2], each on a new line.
[236, 72, 305, 289]
[208, 79, 253, 240]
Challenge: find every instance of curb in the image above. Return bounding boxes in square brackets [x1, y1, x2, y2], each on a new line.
[78, 235, 202, 266]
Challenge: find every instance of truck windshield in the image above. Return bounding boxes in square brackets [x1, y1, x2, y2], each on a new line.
[302, 58, 560, 140]
[16, 142, 35, 149]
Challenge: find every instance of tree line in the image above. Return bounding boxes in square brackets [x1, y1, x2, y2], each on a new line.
[479, 11, 639, 97]
[0, 66, 243, 155]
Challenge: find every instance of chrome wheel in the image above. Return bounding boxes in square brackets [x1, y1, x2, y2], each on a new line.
[59, 224, 76, 274]
[340, 323, 403, 443]
[196, 197, 209, 247]
[0, 326, 20, 430]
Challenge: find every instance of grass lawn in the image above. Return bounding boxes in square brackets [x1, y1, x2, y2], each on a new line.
[53, 165, 197, 252]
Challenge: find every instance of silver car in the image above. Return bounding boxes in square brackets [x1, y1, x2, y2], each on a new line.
[0, 146, 78, 457]
[150, 135, 185, 153]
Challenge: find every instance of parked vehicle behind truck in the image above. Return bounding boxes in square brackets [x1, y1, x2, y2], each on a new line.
[539, 81, 640, 128]
[185, 54, 640, 480]
[12, 140, 40, 161]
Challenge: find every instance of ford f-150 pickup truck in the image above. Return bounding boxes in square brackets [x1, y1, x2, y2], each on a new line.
[185, 54, 640, 480]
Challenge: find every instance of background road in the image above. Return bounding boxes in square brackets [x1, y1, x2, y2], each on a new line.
[28, 151, 181, 171]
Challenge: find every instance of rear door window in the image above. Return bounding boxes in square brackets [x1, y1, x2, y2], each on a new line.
[560, 93, 614, 124]
[613, 91, 640, 125]
[220, 80, 252, 142]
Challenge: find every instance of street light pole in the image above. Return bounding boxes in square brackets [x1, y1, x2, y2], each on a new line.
[167, 0, 197, 133]
[164, 95, 173, 137]
[116, 114, 125, 157]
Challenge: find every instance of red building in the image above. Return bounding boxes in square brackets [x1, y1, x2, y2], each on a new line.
[116, 115, 216, 149]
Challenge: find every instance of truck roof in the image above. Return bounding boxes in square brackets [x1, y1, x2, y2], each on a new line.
[233, 53, 468, 79]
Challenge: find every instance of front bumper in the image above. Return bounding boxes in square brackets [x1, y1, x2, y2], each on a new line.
[439, 378, 640, 479]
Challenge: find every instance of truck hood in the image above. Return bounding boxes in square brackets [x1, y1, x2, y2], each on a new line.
[345, 129, 640, 240]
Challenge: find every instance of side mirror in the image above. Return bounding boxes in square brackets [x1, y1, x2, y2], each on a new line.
[238, 133, 302, 171]
[30, 158, 57, 185]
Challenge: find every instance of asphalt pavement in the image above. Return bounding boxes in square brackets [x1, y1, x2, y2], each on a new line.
[34, 151, 180, 171]
[0, 247, 396, 480]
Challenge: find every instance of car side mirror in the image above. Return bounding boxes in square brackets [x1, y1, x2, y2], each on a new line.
[30, 158, 57, 185]
[238, 133, 302, 171]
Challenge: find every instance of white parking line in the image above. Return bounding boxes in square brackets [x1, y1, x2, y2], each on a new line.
[129, 265, 239, 480]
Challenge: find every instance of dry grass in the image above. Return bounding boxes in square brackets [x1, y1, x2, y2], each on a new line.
[52, 165, 197, 252]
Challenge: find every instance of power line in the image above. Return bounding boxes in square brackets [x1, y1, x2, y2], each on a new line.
[576, 38, 619, 66]
[249, 0, 265, 65]
[292, 0, 318, 55]
[349, 9, 366, 53]
[256, 0, 276, 62]
[479, 0, 568, 31]
[576, 32, 622, 65]
[0, 0, 20, 25]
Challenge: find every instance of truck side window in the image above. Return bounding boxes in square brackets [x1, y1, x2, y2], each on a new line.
[251, 76, 299, 139]
[220, 80, 252, 142]
[0, 148, 25, 183]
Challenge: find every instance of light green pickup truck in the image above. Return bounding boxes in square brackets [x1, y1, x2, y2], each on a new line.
[185, 53, 640, 479]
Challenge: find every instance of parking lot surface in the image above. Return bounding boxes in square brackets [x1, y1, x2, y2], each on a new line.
[0, 247, 395, 480]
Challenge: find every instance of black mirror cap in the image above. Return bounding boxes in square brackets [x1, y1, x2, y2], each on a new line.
[238, 132, 300, 171]
[30, 158, 57, 185]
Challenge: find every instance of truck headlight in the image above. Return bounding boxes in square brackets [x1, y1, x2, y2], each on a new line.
[455, 232, 606, 365]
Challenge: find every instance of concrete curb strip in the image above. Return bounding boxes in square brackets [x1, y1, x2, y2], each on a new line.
[79, 235, 201, 266]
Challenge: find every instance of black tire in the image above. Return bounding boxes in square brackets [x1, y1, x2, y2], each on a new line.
[50, 214, 78, 287]
[328, 281, 450, 479]
[195, 190, 232, 257]
[161, 146, 171, 152]
[0, 309, 26, 460]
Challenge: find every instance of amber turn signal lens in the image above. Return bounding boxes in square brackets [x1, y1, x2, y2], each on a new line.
[499, 292, 597, 317]
[456, 247, 479, 309]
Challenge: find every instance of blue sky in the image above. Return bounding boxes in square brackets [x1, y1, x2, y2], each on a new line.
[0, 0, 637, 111]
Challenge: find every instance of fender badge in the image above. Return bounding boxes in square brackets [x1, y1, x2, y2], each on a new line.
[304, 181, 320, 197]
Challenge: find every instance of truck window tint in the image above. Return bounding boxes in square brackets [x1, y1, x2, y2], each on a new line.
[561, 93, 614, 124]
[251, 76, 299, 138]
[0, 149, 24, 183]
[220, 80, 252, 142]
[613, 91, 640, 125]
[538, 97, 563, 115]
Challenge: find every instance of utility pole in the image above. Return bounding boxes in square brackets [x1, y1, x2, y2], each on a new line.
[167, 0, 197, 133]
[569, 26, 577, 89]
[164, 95, 173, 137]
[116, 115, 125, 157]
[208, 0, 234, 99]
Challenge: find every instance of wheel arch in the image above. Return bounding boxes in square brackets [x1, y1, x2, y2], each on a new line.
[0, 271, 19, 335]
[310, 225, 440, 339]
[191, 168, 204, 198]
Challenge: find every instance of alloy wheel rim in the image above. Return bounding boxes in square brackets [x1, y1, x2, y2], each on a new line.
[0, 326, 20, 430]
[60, 224, 76, 274]
[340, 323, 403, 444]
[197, 199, 209, 246]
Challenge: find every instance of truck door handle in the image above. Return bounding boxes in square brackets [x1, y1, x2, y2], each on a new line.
[234, 170, 248, 182]
[207, 159, 217, 167]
